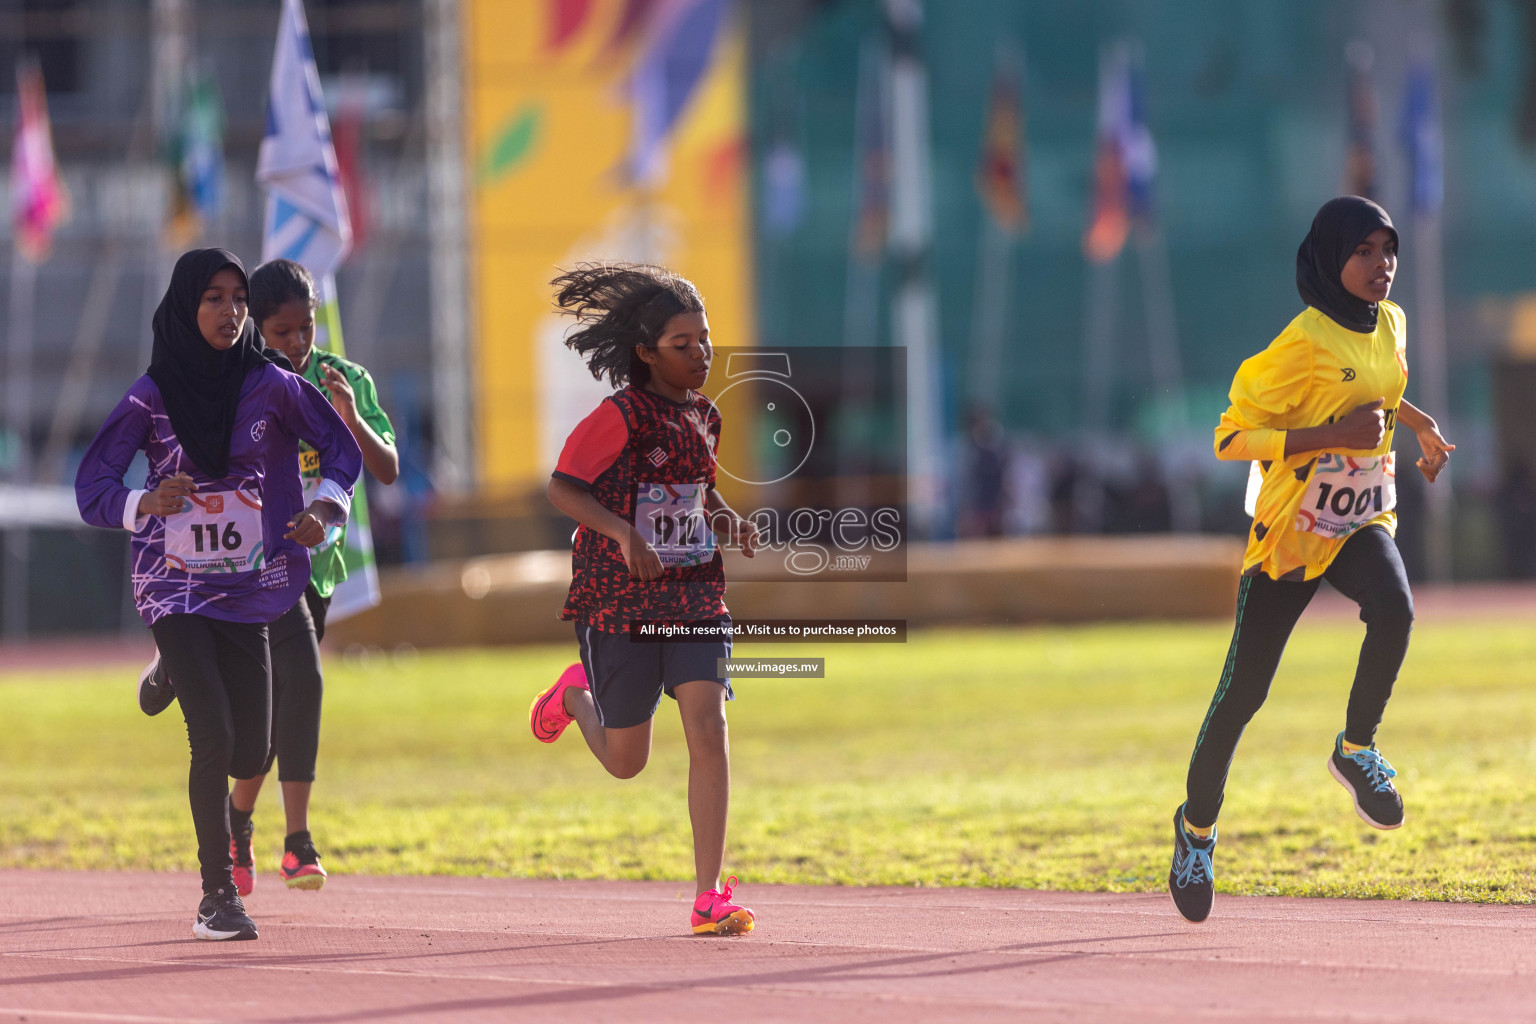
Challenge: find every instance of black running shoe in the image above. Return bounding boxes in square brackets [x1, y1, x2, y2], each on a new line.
[192, 887, 258, 941]
[1167, 804, 1216, 923]
[1328, 732, 1405, 830]
[137, 652, 176, 717]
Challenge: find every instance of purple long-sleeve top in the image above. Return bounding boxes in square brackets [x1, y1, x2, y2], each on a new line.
[75, 364, 363, 626]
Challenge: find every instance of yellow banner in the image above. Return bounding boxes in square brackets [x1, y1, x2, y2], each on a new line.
[465, 0, 755, 493]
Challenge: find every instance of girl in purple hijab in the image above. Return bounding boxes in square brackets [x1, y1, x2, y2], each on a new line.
[76, 248, 361, 941]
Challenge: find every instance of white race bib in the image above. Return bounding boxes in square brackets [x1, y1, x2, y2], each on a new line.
[636, 482, 714, 568]
[1243, 461, 1262, 516]
[164, 488, 266, 574]
[1295, 452, 1396, 538]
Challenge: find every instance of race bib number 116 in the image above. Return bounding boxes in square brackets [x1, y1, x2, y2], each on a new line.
[164, 488, 266, 574]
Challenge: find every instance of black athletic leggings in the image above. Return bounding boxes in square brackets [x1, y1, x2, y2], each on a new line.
[260, 589, 325, 782]
[1184, 525, 1413, 829]
[149, 613, 271, 893]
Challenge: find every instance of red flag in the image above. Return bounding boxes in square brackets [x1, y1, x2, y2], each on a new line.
[1082, 44, 1152, 264]
[851, 47, 890, 261]
[977, 69, 1027, 235]
[1083, 138, 1128, 263]
[10, 60, 67, 262]
[332, 80, 370, 252]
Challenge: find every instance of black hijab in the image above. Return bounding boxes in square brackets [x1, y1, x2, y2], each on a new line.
[146, 248, 290, 479]
[1296, 196, 1399, 334]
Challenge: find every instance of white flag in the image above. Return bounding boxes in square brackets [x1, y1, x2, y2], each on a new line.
[258, 0, 351, 277]
[257, 0, 380, 623]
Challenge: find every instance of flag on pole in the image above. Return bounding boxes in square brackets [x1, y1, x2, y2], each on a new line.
[10, 59, 67, 263]
[1344, 41, 1379, 199]
[166, 67, 226, 245]
[258, 0, 379, 622]
[258, 0, 352, 286]
[332, 77, 370, 252]
[851, 40, 890, 261]
[1083, 43, 1154, 264]
[1401, 59, 1443, 216]
[976, 61, 1027, 236]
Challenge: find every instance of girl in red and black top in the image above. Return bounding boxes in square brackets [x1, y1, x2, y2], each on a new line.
[529, 263, 760, 936]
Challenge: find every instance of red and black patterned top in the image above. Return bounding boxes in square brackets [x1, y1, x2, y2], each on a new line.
[553, 386, 727, 631]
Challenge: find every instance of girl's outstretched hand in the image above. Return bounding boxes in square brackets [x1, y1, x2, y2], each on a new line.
[1415, 424, 1455, 483]
[620, 526, 665, 580]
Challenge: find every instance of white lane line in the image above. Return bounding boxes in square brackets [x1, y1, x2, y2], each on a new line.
[0, 940, 1514, 989]
[0, 1009, 222, 1024]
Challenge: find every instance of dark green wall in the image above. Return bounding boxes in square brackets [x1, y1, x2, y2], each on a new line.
[749, 0, 1533, 440]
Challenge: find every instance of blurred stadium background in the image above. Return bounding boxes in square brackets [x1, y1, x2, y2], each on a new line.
[3, 0, 1535, 641]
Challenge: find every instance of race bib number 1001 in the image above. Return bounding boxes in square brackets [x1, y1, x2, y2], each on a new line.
[164, 488, 266, 574]
[636, 482, 715, 568]
[1295, 452, 1396, 539]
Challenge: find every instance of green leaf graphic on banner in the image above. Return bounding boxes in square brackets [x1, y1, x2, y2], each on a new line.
[481, 105, 542, 184]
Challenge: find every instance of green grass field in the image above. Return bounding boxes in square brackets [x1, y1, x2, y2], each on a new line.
[3, 617, 1534, 902]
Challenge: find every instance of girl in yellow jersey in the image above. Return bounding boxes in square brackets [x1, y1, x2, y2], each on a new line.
[1168, 196, 1456, 923]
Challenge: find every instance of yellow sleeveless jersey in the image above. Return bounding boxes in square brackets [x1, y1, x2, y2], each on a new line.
[1213, 301, 1408, 582]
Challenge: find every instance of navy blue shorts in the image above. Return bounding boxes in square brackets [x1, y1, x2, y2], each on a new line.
[575, 617, 734, 729]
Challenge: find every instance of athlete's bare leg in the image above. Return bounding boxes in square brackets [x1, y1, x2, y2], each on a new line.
[229, 775, 311, 836]
[673, 679, 729, 897]
[564, 686, 652, 779]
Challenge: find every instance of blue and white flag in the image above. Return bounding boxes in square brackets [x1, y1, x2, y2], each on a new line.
[258, 0, 379, 622]
[258, 0, 352, 284]
[1401, 59, 1443, 217]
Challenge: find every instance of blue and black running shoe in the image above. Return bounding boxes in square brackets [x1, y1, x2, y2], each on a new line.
[1168, 803, 1216, 923]
[1328, 732, 1405, 830]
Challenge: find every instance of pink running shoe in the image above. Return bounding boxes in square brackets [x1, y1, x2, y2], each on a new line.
[529, 663, 589, 743]
[279, 837, 327, 891]
[691, 876, 755, 935]
[230, 822, 255, 897]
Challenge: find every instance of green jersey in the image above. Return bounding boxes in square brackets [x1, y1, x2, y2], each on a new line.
[299, 349, 395, 598]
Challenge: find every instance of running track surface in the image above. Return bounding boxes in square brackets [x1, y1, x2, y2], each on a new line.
[4, 587, 1534, 1020]
[0, 872, 1532, 1023]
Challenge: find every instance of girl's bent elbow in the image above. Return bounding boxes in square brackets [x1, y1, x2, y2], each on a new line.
[1214, 430, 1245, 461]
